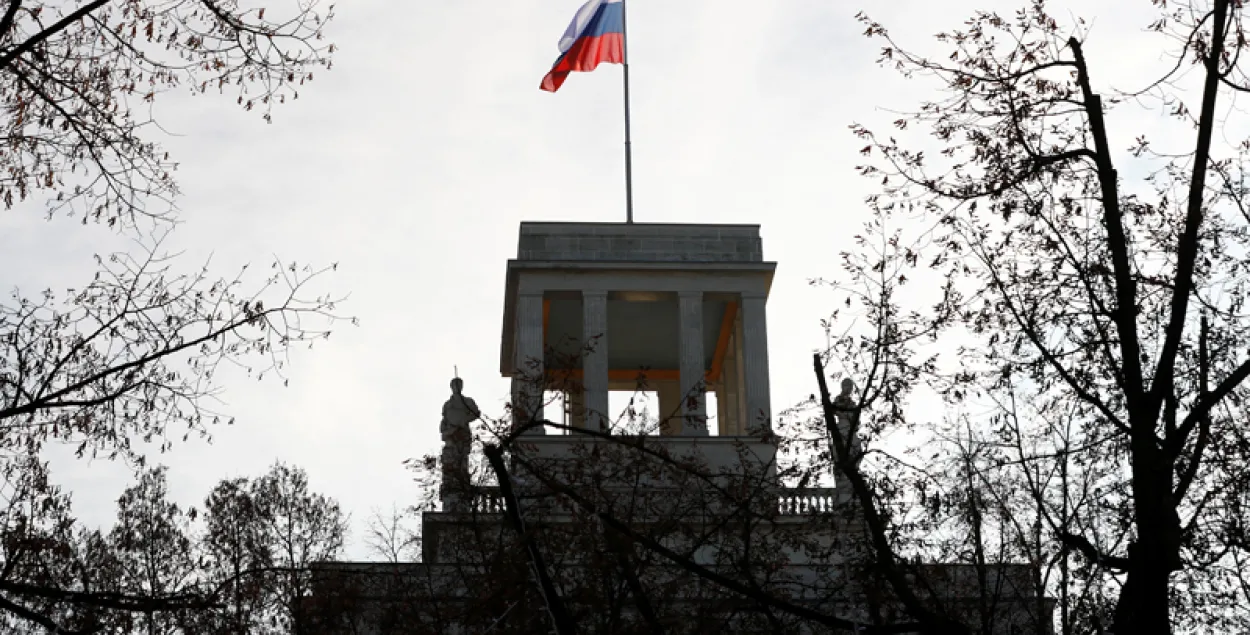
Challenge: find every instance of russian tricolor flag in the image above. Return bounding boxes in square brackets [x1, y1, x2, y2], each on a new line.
[540, 0, 625, 93]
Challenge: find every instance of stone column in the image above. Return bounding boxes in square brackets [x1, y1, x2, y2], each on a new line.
[513, 291, 545, 434]
[582, 290, 609, 432]
[740, 292, 772, 433]
[714, 382, 728, 435]
[734, 312, 748, 432]
[722, 329, 742, 435]
[678, 291, 707, 435]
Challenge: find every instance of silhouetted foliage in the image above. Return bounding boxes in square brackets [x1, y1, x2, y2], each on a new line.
[0, 0, 346, 631]
[0, 462, 346, 634]
[251, 462, 348, 635]
[833, 1, 1250, 633]
[0, 0, 336, 225]
[362, 505, 420, 565]
[199, 477, 270, 634]
[0, 238, 346, 630]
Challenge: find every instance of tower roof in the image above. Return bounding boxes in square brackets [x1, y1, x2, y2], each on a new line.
[515, 221, 765, 263]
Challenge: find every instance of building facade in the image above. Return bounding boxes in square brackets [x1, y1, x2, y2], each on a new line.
[307, 222, 1054, 634]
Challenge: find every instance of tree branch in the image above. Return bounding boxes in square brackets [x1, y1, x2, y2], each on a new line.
[1068, 36, 1145, 408]
[814, 354, 971, 635]
[601, 524, 664, 633]
[481, 443, 578, 635]
[968, 237, 1131, 434]
[1172, 356, 1250, 460]
[1174, 316, 1214, 503]
[1056, 532, 1129, 571]
[507, 447, 915, 634]
[0, 592, 102, 635]
[0, 303, 298, 423]
[1151, 1, 1230, 415]
[0, 0, 21, 44]
[0, 579, 209, 613]
[0, 0, 111, 73]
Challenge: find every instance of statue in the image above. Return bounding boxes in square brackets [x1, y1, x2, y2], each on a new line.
[440, 377, 478, 512]
[833, 378, 863, 504]
[836, 378, 855, 405]
[833, 378, 863, 462]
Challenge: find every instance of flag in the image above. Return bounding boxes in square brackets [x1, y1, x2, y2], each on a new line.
[540, 0, 624, 93]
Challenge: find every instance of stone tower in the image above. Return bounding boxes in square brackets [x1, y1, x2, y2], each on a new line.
[498, 221, 776, 437]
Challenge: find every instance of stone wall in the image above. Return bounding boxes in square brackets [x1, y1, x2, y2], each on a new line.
[517, 222, 763, 263]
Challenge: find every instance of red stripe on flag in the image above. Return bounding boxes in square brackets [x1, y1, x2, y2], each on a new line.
[540, 32, 624, 93]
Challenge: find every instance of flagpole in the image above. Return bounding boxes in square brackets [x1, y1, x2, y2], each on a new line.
[621, 0, 634, 223]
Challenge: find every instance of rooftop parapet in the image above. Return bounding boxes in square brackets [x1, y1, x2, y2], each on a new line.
[517, 222, 763, 263]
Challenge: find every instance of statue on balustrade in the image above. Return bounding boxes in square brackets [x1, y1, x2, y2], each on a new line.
[440, 376, 478, 512]
[834, 378, 864, 464]
[834, 378, 864, 505]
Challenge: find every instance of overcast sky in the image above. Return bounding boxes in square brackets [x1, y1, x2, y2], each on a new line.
[1, 0, 1171, 558]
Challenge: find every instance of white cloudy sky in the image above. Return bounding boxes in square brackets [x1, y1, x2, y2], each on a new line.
[0, 0, 1172, 558]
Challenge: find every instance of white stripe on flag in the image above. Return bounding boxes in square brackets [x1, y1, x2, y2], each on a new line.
[556, 0, 621, 53]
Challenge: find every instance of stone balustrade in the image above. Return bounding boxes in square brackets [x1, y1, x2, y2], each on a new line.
[463, 485, 845, 517]
[776, 488, 839, 515]
[470, 488, 505, 514]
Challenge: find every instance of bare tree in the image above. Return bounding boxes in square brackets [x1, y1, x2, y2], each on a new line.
[1, 239, 344, 460]
[108, 467, 198, 635]
[252, 461, 347, 635]
[362, 505, 420, 565]
[0, 0, 335, 225]
[833, 1, 1250, 633]
[0, 1, 347, 632]
[0, 239, 346, 631]
[199, 476, 270, 634]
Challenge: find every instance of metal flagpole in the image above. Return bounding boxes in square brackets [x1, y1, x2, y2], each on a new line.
[621, 0, 634, 223]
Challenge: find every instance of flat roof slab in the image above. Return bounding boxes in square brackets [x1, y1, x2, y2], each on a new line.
[518, 222, 763, 263]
